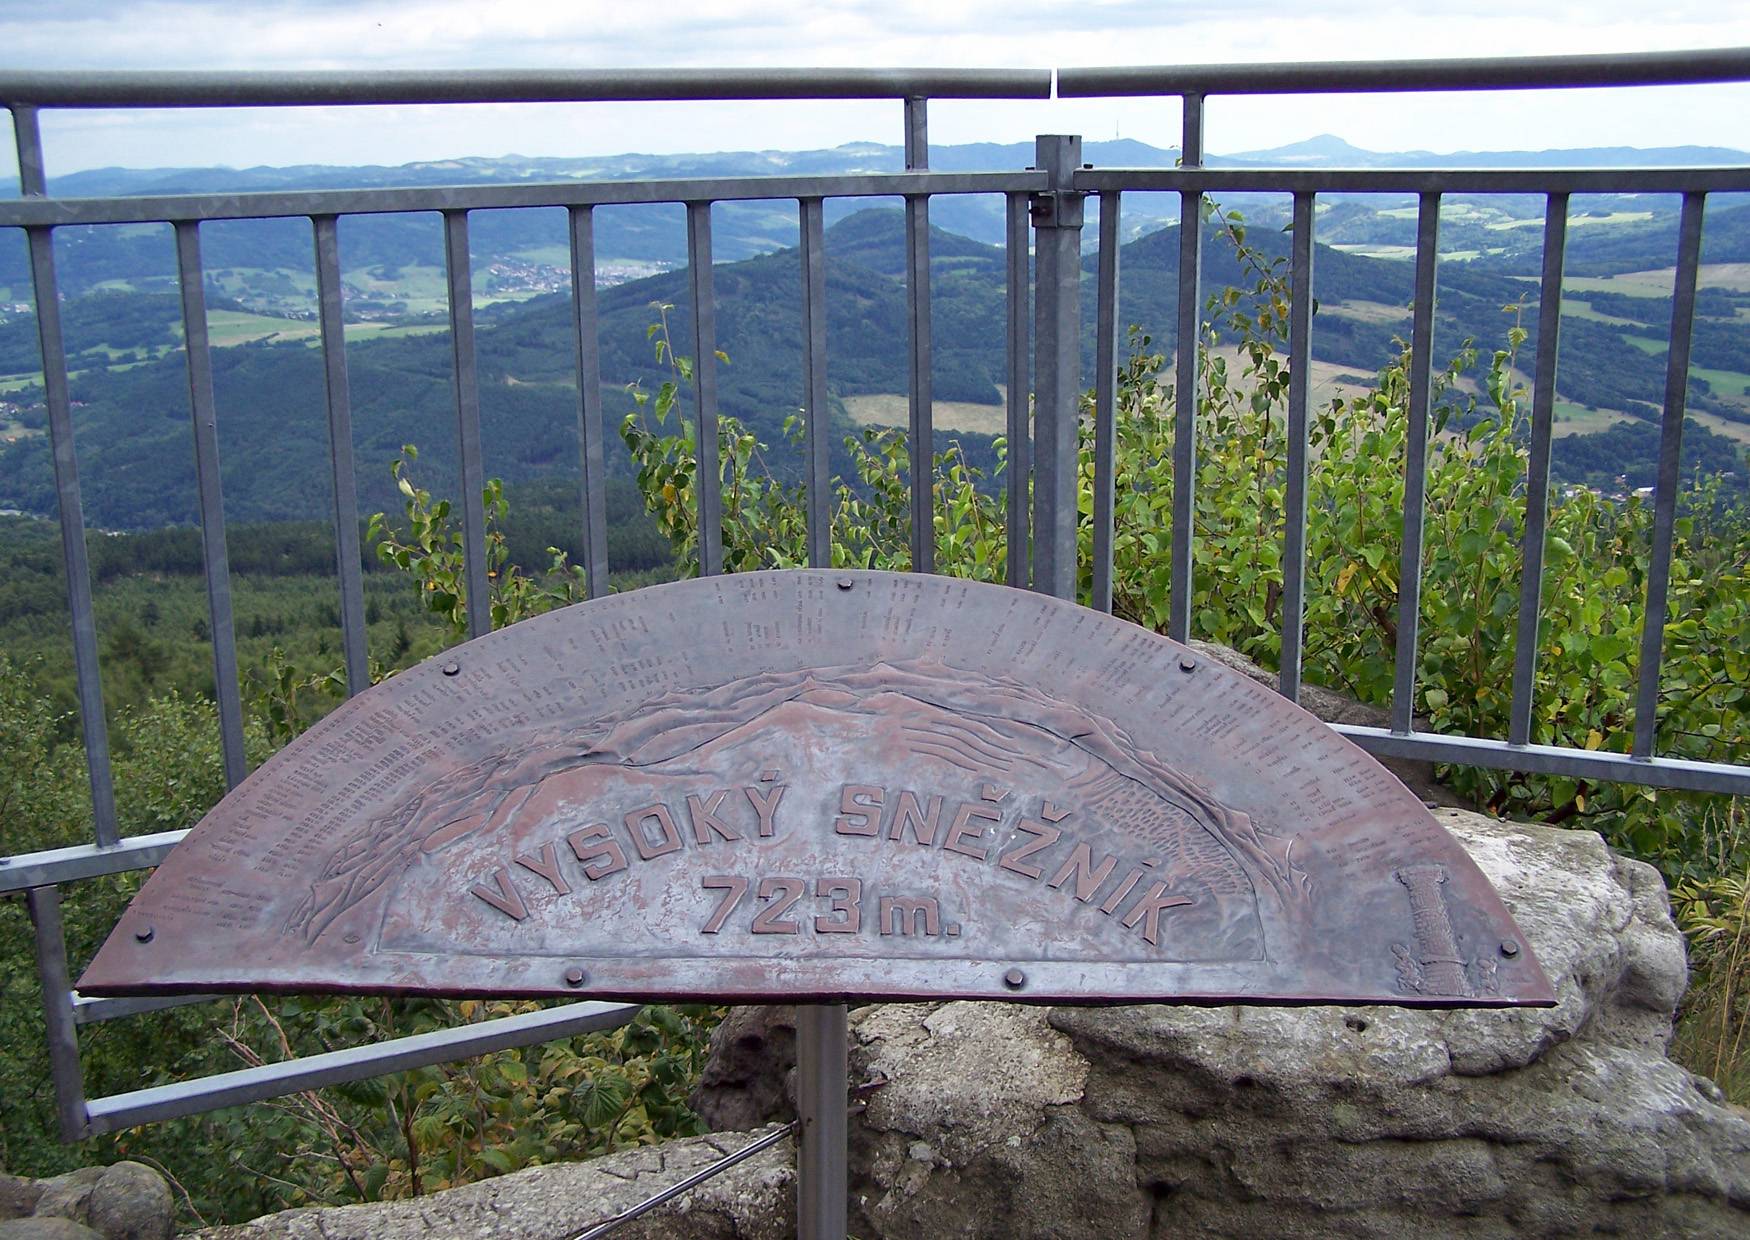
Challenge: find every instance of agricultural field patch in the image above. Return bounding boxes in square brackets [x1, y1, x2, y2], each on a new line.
[204, 309, 323, 347]
[1552, 401, 1634, 437]
[844, 390, 1009, 437]
[1555, 264, 1750, 298]
[1692, 411, 1750, 446]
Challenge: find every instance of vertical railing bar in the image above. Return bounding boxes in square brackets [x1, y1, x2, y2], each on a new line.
[1633, 191, 1706, 761]
[12, 103, 47, 195]
[903, 95, 928, 171]
[1508, 193, 1569, 746]
[16, 105, 119, 846]
[1091, 190, 1121, 613]
[799, 197, 831, 570]
[174, 220, 247, 787]
[1030, 134, 1084, 601]
[442, 210, 491, 638]
[803, 111, 854, 1226]
[568, 205, 611, 599]
[1279, 190, 1317, 704]
[904, 96, 935, 573]
[27, 886, 90, 1141]
[1390, 193, 1442, 736]
[1180, 91, 1204, 168]
[1167, 92, 1205, 642]
[18, 105, 99, 1160]
[686, 201, 724, 577]
[1004, 192, 1032, 589]
[312, 216, 368, 695]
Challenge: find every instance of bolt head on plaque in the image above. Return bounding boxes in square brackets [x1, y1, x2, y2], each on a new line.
[78, 570, 1553, 1011]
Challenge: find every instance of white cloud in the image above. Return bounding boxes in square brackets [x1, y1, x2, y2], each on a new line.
[1, 0, 1746, 173]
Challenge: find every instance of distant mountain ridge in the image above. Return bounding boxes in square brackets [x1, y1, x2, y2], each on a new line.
[25, 134, 1748, 200]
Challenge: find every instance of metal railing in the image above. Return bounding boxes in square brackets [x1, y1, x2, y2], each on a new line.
[2, 49, 1747, 1144]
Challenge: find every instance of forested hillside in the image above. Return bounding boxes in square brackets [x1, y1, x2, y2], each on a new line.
[3, 205, 1745, 531]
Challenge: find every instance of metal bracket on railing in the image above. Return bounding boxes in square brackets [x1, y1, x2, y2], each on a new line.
[1028, 185, 1084, 229]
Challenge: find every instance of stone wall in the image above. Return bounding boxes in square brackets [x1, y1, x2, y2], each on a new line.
[202, 810, 1750, 1239]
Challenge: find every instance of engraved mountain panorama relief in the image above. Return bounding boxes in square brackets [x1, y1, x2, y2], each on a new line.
[80, 571, 1553, 1008]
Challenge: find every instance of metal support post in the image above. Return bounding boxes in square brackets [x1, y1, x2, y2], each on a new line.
[903, 97, 935, 573]
[27, 886, 90, 1141]
[1030, 134, 1084, 601]
[796, 1003, 848, 1240]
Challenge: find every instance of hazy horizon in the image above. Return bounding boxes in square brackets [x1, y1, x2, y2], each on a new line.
[3, 1, 1747, 180]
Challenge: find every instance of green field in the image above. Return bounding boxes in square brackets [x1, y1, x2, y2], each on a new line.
[1691, 364, 1750, 398]
[1693, 411, 1750, 446]
[1560, 299, 1644, 326]
[205, 309, 323, 346]
[1552, 401, 1633, 436]
[1564, 270, 1682, 298]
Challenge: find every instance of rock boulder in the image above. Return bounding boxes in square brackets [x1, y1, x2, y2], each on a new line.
[691, 811, 1750, 1237]
[5, 1165, 169, 1240]
[194, 1128, 795, 1240]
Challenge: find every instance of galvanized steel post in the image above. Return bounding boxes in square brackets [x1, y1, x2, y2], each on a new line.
[1030, 135, 1084, 601]
[903, 97, 935, 573]
[796, 1003, 849, 1240]
[27, 886, 89, 1141]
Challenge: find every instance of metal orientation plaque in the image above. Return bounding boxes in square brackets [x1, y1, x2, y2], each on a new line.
[82, 570, 1553, 1008]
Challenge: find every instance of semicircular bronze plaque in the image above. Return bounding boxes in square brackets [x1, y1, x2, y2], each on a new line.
[81, 570, 1552, 1008]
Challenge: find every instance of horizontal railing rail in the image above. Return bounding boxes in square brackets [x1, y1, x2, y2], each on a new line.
[1070, 166, 1750, 194]
[0, 66, 1053, 108]
[3, 49, 1748, 1151]
[0, 169, 1049, 226]
[1058, 47, 1750, 96]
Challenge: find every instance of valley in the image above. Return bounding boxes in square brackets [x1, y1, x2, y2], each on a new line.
[0, 136, 1746, 529]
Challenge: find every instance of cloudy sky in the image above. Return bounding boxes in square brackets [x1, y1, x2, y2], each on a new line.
[3, 0, 1748, 176]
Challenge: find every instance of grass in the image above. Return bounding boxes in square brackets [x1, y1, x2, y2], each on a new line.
[1670, 799, 1750, 1107]
[1557, 263, 1750, 299]
[844, 391, 1010, 436]
[1330, 244, 1416, 260]
[1564, 271, 1682, 298]
[1691, 365, 1750, 398]
[345, 322, 448, 342]
[1552, 401, 1633, 436]
[506, 245, 572, 266]
[347, 264, 451, 315]
[1323, 299, 1411, 325]
[205, 310, 323, 347]
[1693, 412, 1750, 447]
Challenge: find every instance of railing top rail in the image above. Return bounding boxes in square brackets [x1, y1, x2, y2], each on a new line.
[0, 67, 1052, 110]
[1059, 46, 1750, 98]
[1069, 166, 1750, 194]
[0, 169, 1048, 227]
